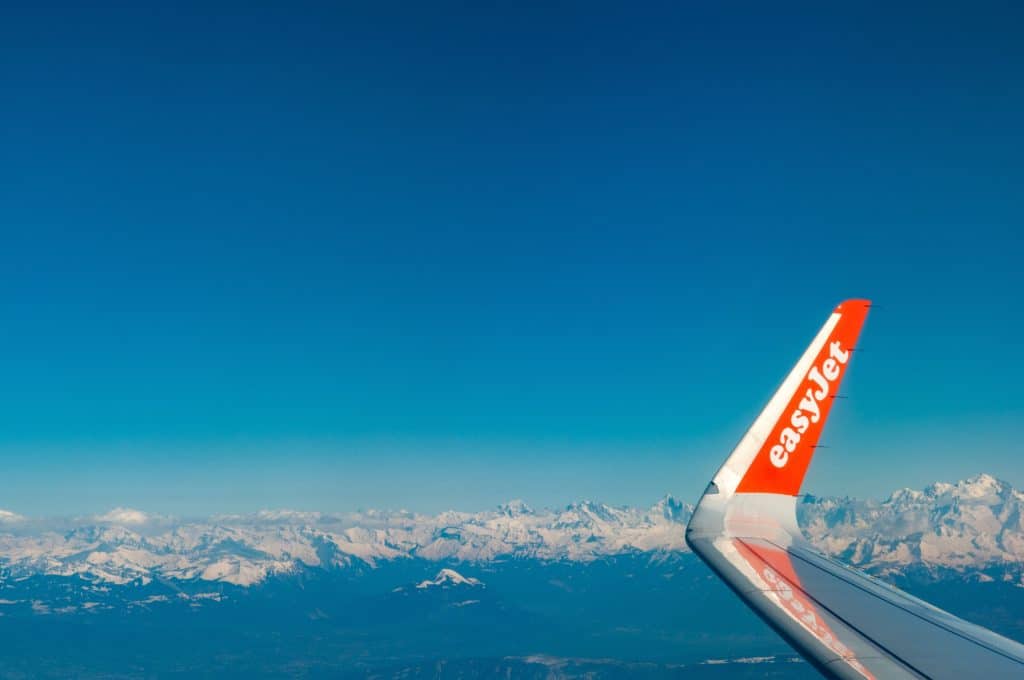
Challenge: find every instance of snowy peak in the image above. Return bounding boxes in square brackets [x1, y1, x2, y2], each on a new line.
[557, 500, 627, 527]
[944, 473, 1009, 500]
[648, 495, 691, 523]
[0, 474, 1019, 590]
[800, 473, 1024, 582]
[886, 474, 1013, 507]
[497, 499, 534, 517]
[416, 568, 482, 589]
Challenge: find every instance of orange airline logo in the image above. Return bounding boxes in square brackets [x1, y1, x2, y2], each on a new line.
[736, 300, 870, 496]
[768, 340, 849, 469]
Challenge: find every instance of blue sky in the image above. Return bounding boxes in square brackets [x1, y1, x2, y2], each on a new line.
[1, 2, 1022, 515]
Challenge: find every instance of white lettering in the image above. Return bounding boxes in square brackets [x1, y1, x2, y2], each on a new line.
[781, 427, 800, 453]
[766, 335, 850, 469]
[808, 366, 829, 400]
[822, 357, 839, 381]
[829, 340, 849, 364]
[799, 391, 821, 423]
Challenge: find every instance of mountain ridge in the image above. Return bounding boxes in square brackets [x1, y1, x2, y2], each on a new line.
[0, 474, 1020, 588]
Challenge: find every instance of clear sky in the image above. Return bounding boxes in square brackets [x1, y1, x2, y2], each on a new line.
[1, 2, 1022, 515]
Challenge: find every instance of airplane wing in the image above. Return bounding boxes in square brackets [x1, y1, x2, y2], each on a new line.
[685, 299, 1024, 679]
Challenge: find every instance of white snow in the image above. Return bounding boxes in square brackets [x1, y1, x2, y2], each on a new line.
[800, 473, 1024, 581]
[0, 475, 1017, 592]
[416, 568, 482, 589]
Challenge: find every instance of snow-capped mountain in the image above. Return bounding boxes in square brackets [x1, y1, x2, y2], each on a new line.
[0, 475, 1020, 591]
[799, 473, 1024, 582]
[415, 568, 483, 589]
[0, 495, 692, 587]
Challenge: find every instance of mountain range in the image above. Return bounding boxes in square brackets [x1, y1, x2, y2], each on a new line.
[0, 474, 1020, 593]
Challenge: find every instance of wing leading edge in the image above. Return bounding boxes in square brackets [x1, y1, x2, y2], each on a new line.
[685, 300, 1024, 679]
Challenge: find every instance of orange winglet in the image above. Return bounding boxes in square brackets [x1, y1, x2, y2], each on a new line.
[735, 299, 870, 496]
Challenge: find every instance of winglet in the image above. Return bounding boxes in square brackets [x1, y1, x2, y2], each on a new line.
[712, 299, 870, 498]
[686, 302, 1024, 678]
